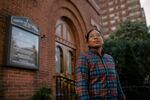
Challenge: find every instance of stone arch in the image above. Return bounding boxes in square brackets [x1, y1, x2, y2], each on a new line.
[49, 0, 88, 53]
[47, 1, 89, 99]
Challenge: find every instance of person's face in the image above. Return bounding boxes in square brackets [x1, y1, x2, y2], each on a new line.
[87, 30, 104, 48]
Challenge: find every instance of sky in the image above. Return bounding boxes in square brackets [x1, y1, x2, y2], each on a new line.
[140, 0, 150, 26]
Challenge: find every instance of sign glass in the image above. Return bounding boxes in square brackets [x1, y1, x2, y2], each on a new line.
[9, 26, 39, 69]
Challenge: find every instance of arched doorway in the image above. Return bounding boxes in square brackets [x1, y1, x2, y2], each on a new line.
[49, 1, 88, 99]
[55, 17, 77, 99]
[55, 17, 76, 79]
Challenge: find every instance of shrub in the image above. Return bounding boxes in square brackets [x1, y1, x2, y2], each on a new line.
[104, 40, 150, 86]
[31, 86, 52, 100]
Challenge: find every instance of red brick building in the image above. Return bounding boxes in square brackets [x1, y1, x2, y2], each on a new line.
[99, 0, 146, 37]
[0, 0, 102, 100]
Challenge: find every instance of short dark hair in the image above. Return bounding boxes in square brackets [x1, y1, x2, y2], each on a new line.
[85, 29, 103, 42]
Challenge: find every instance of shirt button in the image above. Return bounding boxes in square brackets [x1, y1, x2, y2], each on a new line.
[108, 90, 111, 94]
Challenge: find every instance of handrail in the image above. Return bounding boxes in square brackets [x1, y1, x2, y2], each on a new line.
[55, 74, 77, 100]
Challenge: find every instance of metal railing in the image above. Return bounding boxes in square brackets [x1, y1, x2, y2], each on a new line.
[55, 75, 150, 100]
[55, 75, 77, 100]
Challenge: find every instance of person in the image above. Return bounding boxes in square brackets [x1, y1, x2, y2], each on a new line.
[75, 29, 126, 100]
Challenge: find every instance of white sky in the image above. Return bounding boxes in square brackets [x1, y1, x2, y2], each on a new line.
[140, 0, 150, 26]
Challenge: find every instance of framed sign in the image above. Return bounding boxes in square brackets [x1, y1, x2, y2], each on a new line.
[6, 16, 40, 69]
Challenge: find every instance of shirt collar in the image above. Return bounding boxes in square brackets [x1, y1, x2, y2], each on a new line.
[89, 48, 104, 57]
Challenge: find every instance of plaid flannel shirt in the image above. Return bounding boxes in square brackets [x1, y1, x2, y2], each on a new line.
[75, 49, 126, 100]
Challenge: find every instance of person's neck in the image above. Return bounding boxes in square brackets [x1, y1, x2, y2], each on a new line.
[98, 47, 102, 56]
[89, 47, 103, 56]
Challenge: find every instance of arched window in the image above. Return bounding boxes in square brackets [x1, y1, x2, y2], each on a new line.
[55, 46, 63, 73]
[55, 18, 76, 78]
[66, 51, 73, 75]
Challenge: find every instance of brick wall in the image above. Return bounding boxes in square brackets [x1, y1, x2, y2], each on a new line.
[0, 0, 54, 99]
[0, 0, 101, 100]
[0, 15, 52, 100]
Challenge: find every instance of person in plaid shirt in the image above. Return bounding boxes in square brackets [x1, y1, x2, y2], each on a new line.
[75, 29, 126, 100]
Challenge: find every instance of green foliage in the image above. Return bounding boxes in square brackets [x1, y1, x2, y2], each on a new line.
[104, 20, 150, 86]
[110, 20, 149, 40]
[30, 86, 52, 100]
[104, 20, 150, 99]
[123, 86, 150, 99]
[104, 40, 150, 86]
